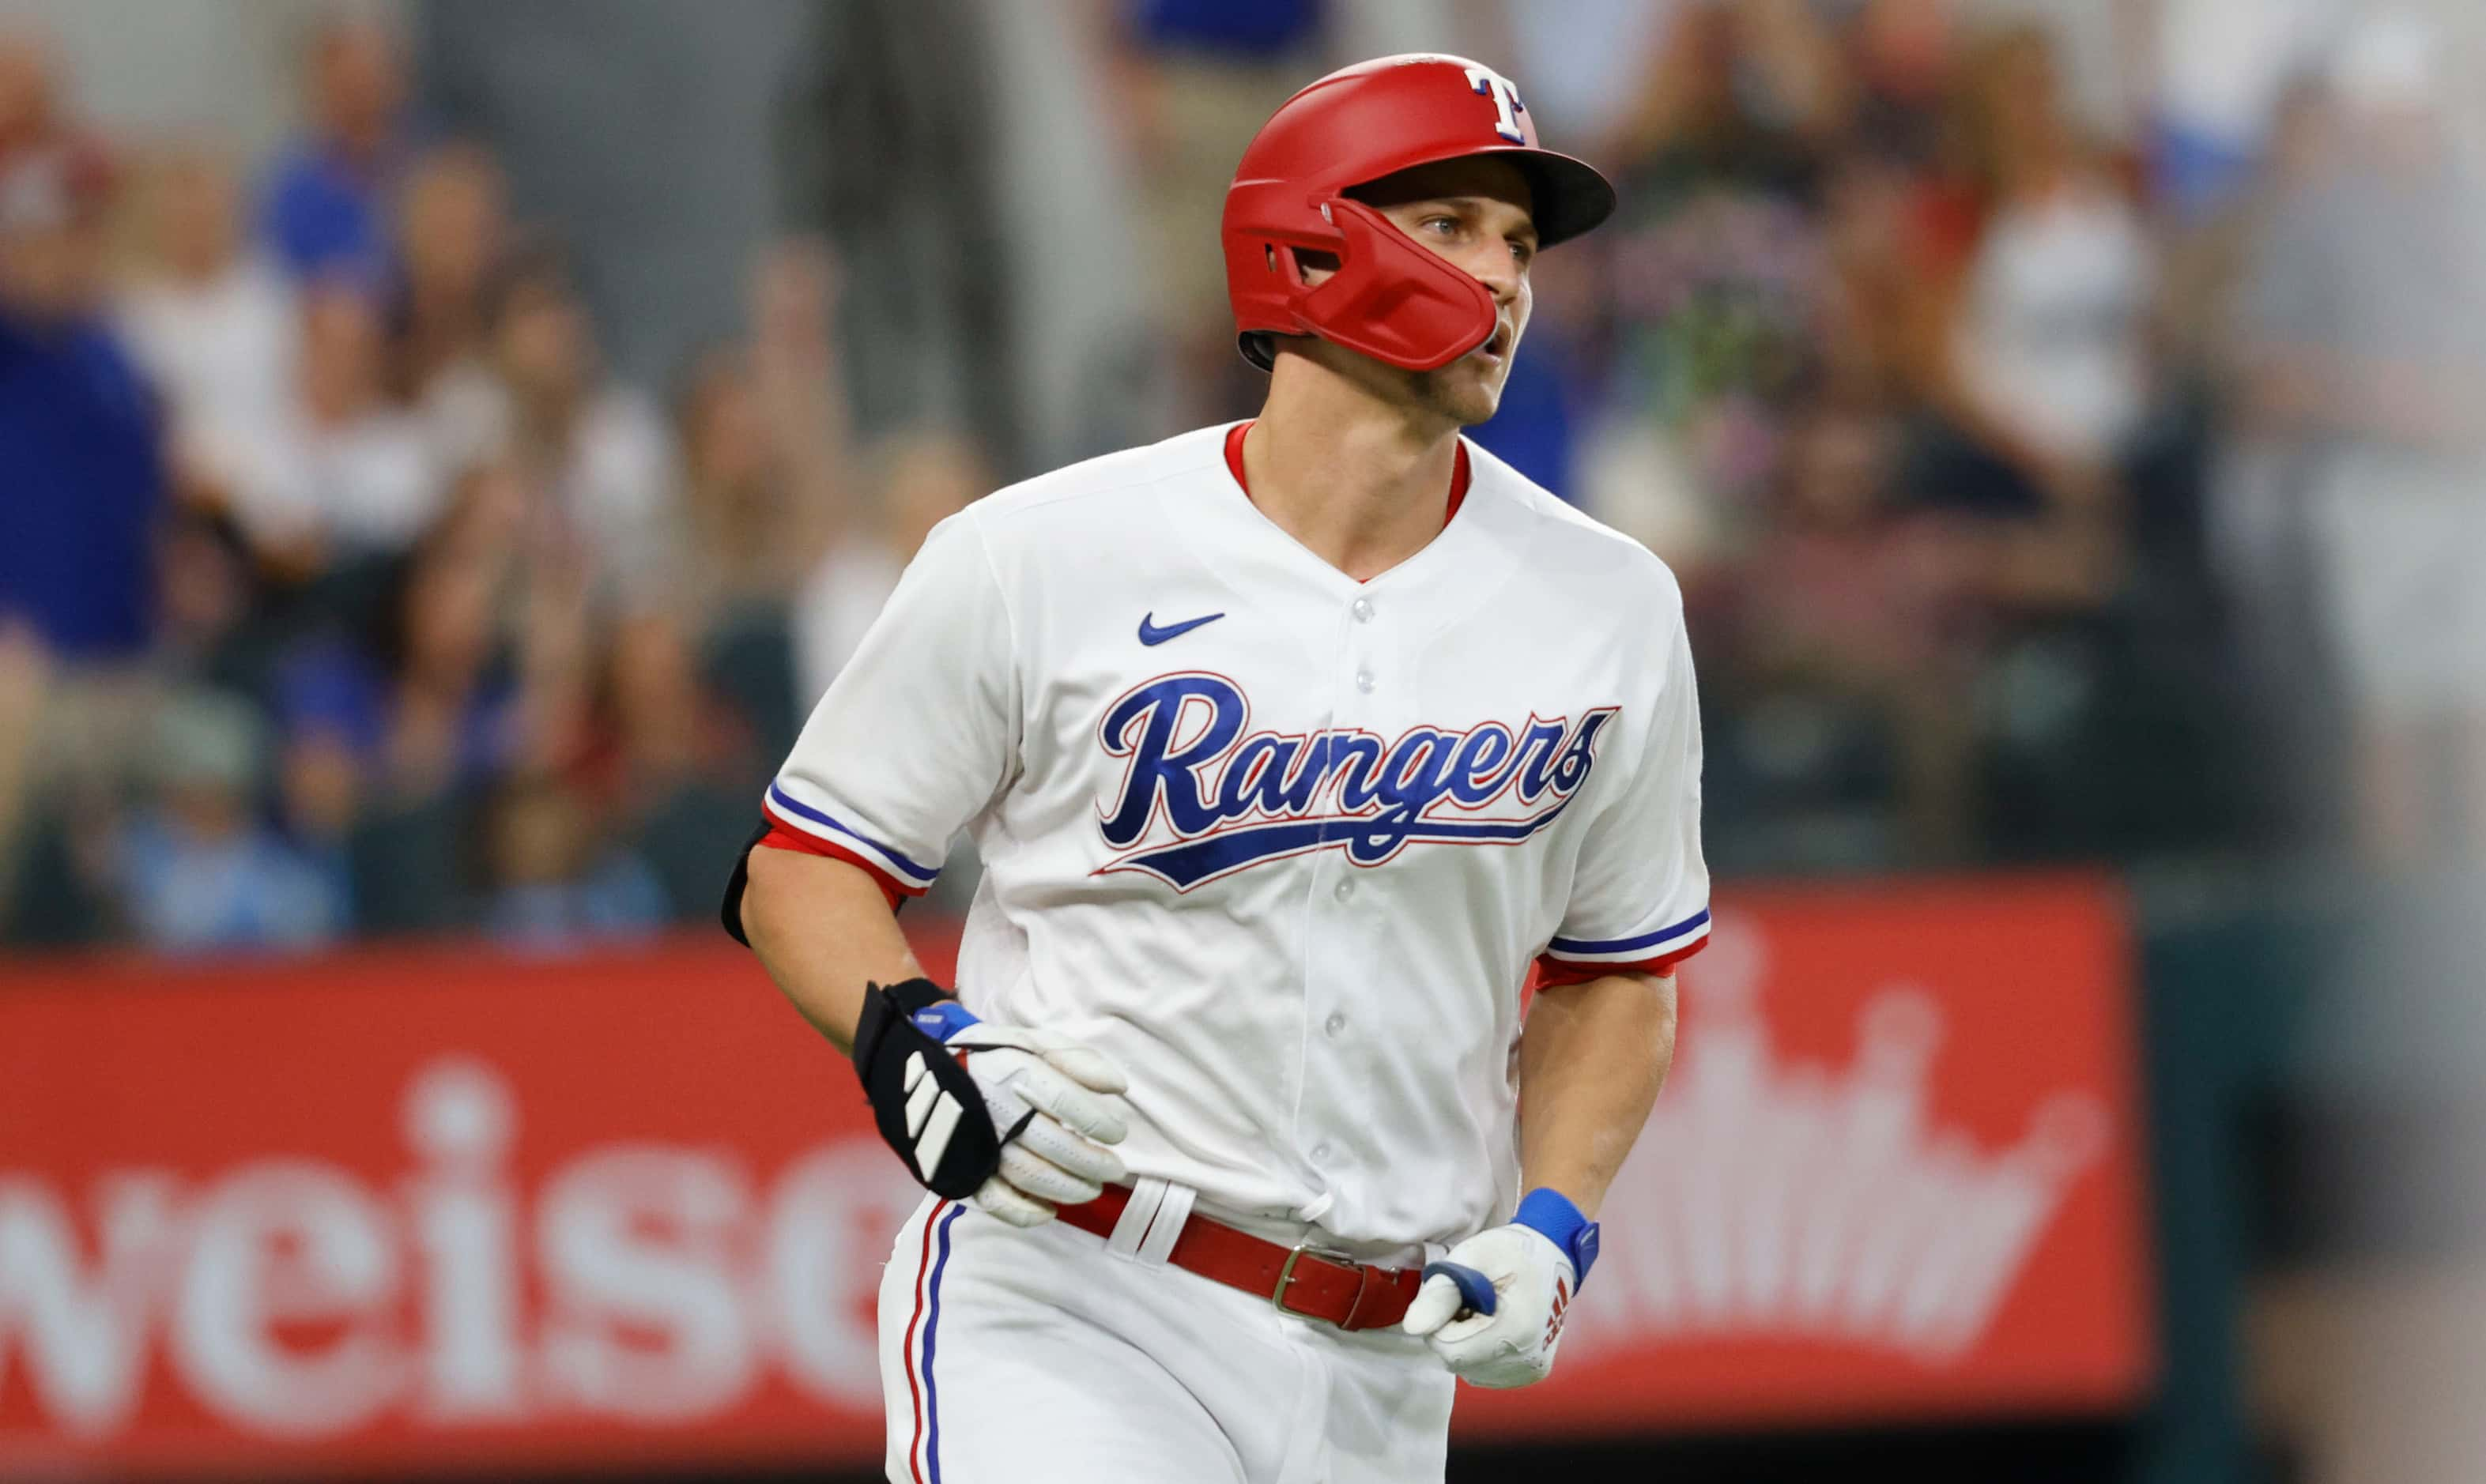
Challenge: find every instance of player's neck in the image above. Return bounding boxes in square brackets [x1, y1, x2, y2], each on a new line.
[1243, 364, 1462, 583]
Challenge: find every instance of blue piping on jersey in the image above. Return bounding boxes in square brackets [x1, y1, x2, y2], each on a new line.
[766, 782, 940, 883]
[1548, 908, 1711, 956]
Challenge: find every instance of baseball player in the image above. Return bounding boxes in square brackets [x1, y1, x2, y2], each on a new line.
[724, 54, 1707, 1484]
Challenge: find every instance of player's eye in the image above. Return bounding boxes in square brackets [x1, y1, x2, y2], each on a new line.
[1421, 215, 1461, 236]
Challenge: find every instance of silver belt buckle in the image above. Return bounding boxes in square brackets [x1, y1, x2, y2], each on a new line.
[1271, 1243, 1357, 1317]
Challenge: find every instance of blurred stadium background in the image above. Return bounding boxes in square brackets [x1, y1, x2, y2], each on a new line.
[2, 0, 2482, 1480]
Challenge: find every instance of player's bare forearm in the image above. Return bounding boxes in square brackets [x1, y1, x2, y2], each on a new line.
[740, 846, 927, 1055]
[1515, 970, 1677, 1218]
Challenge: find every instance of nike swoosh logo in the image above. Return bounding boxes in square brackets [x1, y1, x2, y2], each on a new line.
[1138, 611, 1225, 646]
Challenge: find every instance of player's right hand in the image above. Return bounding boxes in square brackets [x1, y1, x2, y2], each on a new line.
[944, 1021, 1130, 1226]
[1402, 1188, 1600, 1388]
[850, 977, 1130, 1229]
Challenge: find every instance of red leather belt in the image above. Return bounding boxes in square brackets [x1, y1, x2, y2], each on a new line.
[1056, 1184, 1424, 1331]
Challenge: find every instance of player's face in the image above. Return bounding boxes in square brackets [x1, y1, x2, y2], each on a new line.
[1328, 156, 1539, 426]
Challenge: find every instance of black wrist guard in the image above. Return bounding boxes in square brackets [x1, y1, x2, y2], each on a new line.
[852, 978, 1002, 1199]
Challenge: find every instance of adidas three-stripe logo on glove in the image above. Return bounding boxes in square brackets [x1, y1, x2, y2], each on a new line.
[855, 979, 1131, 1228]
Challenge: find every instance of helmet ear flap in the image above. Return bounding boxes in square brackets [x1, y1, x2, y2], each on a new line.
[1286, 198, 1498, 372]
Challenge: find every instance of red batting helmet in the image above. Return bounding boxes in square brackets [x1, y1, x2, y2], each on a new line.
[1221, 54, 1616, 374]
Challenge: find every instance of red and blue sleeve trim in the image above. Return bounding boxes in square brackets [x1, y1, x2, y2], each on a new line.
[763, 780, 940, 893]
[1533, 907, 1711, 989]
[1531, 934, 1707, 989]
[1546, 908, 1711, 960]
[752, 820, 911, 909]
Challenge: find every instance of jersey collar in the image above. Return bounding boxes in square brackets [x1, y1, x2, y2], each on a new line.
[1160, 421, 1533, 661]
[1220, 419, 1473, 585]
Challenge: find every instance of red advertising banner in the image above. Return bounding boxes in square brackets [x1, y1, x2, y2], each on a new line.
[0, 876, 2152, 1478]
[1468, 874, 2157, 1435]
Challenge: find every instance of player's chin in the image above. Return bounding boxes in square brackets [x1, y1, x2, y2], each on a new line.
[1433, 365, 1506, 427]
[1442, 372, 1492, 424]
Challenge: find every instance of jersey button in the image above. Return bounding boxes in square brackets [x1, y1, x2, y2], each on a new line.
[1333, 877, 1354, 902]
[1353, 669, 1376, 694]
[1350, 597, 1375, 623]
[1324, 1011, 1347, 1038]
[1311, 1142, 1334, 1165]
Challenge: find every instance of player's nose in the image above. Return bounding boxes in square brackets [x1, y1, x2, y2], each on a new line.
[1467, 246, 1522, 311]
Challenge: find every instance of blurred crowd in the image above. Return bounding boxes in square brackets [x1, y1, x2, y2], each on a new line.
[1115, 0, 2484, 877]
[2, 1, 2481, 955]
[0, 14, 986, 951]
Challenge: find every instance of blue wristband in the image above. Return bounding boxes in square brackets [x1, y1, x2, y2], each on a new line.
[1513, 1187, 1600, 1288]
[911, 1000, 982, 1041]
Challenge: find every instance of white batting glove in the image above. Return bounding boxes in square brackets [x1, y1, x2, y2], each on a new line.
[941, 1019, 1130, 1228]
[1402, 1188, 1600, 1388]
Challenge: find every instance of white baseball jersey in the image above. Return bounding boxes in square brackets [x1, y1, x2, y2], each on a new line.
[765, 421, 1708, 1252]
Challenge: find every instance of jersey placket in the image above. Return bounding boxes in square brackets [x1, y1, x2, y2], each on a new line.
[1293, 584, 1416, 1215]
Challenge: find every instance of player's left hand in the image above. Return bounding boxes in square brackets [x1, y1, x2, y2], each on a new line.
[1402, 1188, 1599, 1388]
[851, 979, 1130, 1230]
[944, 1019, 1131, 1228]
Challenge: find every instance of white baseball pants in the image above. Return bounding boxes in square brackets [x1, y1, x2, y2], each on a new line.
[877, 1194, 1456, 1483]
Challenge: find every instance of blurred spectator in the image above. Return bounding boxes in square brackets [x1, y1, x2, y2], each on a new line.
[0, 29, 59, 167]
[269, 465, 595, 932]
[0, 142, 157, 656]
[115, 148, 296, 513]
[1814, 153, 1922, 406]
[260, 12, 410, 285]
[153, 509, 256, 680]
[677, 348, 803, 618]
[668, 241, 854, 743]
[0, 141, 167, 903]
[223, 282, 447, 568]
[470, 240, 680, 615]
[108, 687, 344, 951]
[779, 0, 1017, 456]
[1730, 405, 1979, 861]
[1906, 23, 2152, 525]
[2166, 75, 2337, 385]
[1574, 0, 1848, 563]
[275, 466, 568, 806]
[454, 243, 707, 898]
[792, 429, 986, 704]
[1615, 0, 1851, 155]
[1488, 0, 1677, 157]
[393, 141, 508, 461]
[272, 669, 360, 918]
[1114, 0, 1324, 424]
[2185, 75, 2340, 839]
[1843, 0, 1956, 171]
[2149, 0, 2328, 224]
[745, 239, 854, 529]
[591, 240, 865, 924]
[2234, 13, 2486, 862]
[477, 771, 665, 948]
[423, 1, 818, 397]
[672, 346, 812, 761]
[679, 241, 849, 621]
